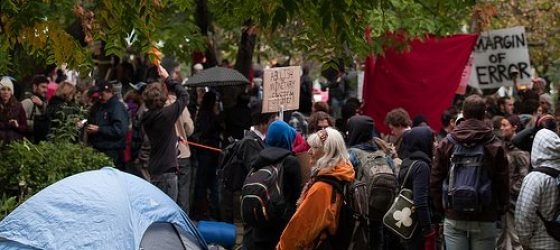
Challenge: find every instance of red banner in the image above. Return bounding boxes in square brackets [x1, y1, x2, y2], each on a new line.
[362, 34, 478, 134]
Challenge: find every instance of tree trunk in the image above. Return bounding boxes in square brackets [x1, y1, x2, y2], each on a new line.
[221, 21, 257, 110]
[195, 0, 218, 68]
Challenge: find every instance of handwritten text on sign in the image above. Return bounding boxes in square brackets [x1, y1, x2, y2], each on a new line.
[262, 66, 301, 113]
[473, 26, 532, 89]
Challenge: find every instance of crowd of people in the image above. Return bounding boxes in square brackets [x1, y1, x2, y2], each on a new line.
[1, 60, 559, 250]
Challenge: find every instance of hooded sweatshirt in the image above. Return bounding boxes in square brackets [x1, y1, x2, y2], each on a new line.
[277, 160, 355, 250]
[399, 127, 434, 234]
[515, 129, 560, 250]
[430, 119, 509, 221]
[251, 120, 302, 247]
[346, 115, 375, 147]
[266, 120, 297, 151]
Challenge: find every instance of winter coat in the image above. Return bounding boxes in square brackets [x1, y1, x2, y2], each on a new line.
[515, 129, 560, 250]
[88, 95, 129, 151]
[399, 127, 434, 234]
[504, 141, 530, 210]
[21, 97, 46, 131]
[239, 129, 266, 171]
[430, 119, 509, 222]
[251, 146, 302, 248]
[0, 101, 27, 144]
[277, 160, 355, 250]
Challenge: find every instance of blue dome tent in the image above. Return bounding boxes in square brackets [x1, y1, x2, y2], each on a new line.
[0, 168, 208, 250]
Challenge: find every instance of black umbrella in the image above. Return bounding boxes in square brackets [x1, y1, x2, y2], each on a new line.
[185, 66, 249, 87]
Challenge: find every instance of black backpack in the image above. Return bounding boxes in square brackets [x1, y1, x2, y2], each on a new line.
[219, 139, 247, 191]
[443, 134, 493, 213]
[241, 159, 287, 227]
[533, 167, 560, 241]
[316, 176, 370, 250]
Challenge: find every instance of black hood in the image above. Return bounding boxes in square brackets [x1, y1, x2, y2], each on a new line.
[400, 126, 434, 159]
[347, 115, 375, 146]
[252, 147, 292, 169]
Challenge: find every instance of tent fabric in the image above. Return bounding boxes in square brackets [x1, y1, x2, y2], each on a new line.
[362, 34, 478, 134]
[0, 167, 207, 250]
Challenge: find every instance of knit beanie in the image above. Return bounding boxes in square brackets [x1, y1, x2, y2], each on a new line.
[0, 77, 14, 93]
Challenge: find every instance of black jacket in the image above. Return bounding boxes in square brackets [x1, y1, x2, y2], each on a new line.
[239, 130, 266, 172]
[251, 147, 302, 247]
[399, 127, 435, 234]
[89, 96, 129, 151]
[142, 79, 189, 175]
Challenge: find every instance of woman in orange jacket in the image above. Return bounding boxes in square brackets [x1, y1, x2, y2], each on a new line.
[277, 127, 355, 250]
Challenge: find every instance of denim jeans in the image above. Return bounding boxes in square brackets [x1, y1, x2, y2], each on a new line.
[444, 218, 496, 250]
[177, 158, 195, 214]
[151, 172, 178, 202]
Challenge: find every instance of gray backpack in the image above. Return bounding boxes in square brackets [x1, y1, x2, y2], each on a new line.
[350, 148, 398, 221]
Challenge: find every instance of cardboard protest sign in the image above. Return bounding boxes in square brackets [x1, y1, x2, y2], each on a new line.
[473, 26, 532, 89]
[262, 66, 301, 113]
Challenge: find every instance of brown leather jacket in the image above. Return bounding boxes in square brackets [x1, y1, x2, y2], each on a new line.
[430, 119, 509, 222]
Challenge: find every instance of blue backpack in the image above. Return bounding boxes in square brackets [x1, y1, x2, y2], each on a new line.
[443, 134, 493, 213]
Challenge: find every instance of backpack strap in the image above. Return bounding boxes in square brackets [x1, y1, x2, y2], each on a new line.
[533, 167, 560, 178]
[316, 176, 345, 204]
[532, 167, 560, 223]
[400, 160, 418, 190]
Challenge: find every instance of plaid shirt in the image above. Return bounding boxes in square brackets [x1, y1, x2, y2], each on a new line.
[515, 129, 560, 249]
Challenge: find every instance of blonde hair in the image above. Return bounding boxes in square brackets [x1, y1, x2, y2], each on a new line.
[55, 82, 76, 101]
[307, 127, 349, 171]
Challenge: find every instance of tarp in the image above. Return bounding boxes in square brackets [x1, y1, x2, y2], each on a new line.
[362, 34, 478, 134]
[0, 168, 207, 250]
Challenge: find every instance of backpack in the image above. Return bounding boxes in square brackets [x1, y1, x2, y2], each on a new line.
[241, 159, 287, 227]
[532, 167, 560, 241]
[219, 139, 247, 191]
[316, 176, 370, 250]
[350, 148, 397, 221]
[443, 134, 493, 213]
